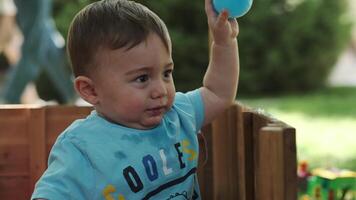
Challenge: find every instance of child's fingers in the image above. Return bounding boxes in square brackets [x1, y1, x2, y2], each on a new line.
[205, 0, 217, 19]
[216, 9, 229, 27]
[229, 17, 238, 29]
[230, 19, 239, 37]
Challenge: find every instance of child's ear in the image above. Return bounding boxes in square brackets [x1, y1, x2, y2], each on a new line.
[74, 76, 99, 105]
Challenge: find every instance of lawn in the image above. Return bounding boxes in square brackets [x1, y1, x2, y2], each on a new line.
[238, 87, 356, 170]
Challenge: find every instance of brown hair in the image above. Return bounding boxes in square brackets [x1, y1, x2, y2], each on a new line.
[67, 0, 170, 77]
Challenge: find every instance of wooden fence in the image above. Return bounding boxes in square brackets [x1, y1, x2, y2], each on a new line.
[0, 103, 296, 199]
[198, 103, 297, 200]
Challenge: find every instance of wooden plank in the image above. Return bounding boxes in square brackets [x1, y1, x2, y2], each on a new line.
[0, 107, 31, 199]
[28, 107, 46, 194]
[0, 106, 93, 199]
[256, 126, 297, 200]
[0, 108, 28, 145]
[235, 104, 246, 200]
[226, 105, 239, 199]
[251, 112, 271, 200]
[199, 104, 249, 200]
[256, 126, 284, 200]
[0, 144, 29, 176]
[211, 110, 229, 199]
[242, 111, 255, 199]
[0, 176, 30, 199]
[282, 127, 297, 200]
[210, 106, 241, 199]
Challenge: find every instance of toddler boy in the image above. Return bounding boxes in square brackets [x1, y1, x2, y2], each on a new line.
[32, 0, 239, 199]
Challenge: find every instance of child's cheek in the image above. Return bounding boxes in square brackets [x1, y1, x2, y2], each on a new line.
[125, 97, 145, 113]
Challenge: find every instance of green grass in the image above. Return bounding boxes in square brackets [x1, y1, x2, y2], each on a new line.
[239, 87, 356, 170]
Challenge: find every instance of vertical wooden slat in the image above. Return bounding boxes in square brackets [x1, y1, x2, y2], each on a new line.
[256, 127, 285, 200]
[211, 110, 228, 199]
[199, 104, 252, 200]
[210, 106, 241, 199]
[252, 113, 270, 200]
[235, 104, 246, 200]
[28, 107, 46, 194]
[226, 105, 239, 199]
[242, 111, 255, 199]
[0, 106, 31, 199]
[256, 126, 297, 200]
[282, 127, 297, 200]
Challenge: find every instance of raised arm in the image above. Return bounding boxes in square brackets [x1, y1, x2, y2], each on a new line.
[201, 0, 240, 125]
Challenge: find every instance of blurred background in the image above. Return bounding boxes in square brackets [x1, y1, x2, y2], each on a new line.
[0, 0, 355, 178]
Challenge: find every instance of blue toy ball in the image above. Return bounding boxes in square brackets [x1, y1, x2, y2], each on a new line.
[212, 0, 253, 18]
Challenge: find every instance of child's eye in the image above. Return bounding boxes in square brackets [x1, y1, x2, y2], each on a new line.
[135, 74, 149, 83]
[163, 69, 173, 78]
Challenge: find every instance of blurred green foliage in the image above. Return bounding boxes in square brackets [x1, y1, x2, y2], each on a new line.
[53, 0, 93, 38]
[52, 0, 351, 95]
[238, 0, 351, 94]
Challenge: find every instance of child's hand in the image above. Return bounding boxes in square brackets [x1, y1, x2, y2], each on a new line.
[205, 0, 239, 46]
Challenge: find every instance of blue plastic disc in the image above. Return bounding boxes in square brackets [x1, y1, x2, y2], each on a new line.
[212, 0, 253, 18]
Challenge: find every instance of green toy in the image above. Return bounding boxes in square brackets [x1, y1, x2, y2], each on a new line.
[299, 168, 356, 200]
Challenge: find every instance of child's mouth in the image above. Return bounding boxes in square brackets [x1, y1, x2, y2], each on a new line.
[146, 106, 166, 116]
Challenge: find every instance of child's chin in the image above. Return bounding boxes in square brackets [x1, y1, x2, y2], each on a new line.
[143, 117, 163, 128]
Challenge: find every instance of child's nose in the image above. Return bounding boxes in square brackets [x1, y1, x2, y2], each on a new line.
[151, 80, 167, 99]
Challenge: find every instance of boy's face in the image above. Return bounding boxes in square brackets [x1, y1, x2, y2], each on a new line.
[92, 33, 175, 130]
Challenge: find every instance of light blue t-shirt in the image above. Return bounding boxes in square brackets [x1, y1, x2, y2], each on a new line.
[32, 89, 205, 200]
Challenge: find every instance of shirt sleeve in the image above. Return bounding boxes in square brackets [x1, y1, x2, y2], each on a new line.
[31, 135, 95, 200]
[173, 88, 205, 131]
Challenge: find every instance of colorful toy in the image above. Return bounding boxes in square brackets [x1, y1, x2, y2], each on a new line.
[298, 166, 356, 200]
[212, 0, 253, 18]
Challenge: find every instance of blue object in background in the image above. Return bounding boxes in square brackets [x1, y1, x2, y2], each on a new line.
[212, 0, 253, 18]
[1, 0, 75, 104]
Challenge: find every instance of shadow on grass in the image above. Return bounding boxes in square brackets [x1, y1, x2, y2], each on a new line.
[239, 87, 356, 119]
